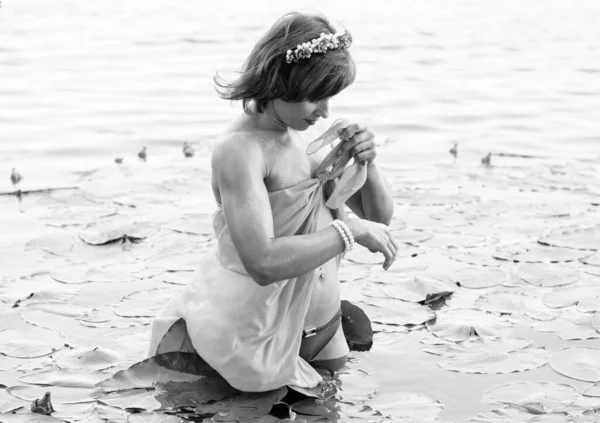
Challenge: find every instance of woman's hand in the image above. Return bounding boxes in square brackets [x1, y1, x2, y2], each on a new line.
[346, 219, 398, 270]
[339, 123, 377, 164]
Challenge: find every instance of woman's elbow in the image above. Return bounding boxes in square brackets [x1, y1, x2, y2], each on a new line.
[245, 261, 275, 287]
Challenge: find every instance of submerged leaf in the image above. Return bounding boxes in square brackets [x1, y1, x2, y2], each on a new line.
[79, 219, 155, 245]
[550, 347, 600, 382]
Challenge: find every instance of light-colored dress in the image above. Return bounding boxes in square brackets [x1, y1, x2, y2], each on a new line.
[147, 120, 367, 392]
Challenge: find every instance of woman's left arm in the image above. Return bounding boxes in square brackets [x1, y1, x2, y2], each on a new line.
[340, 123, 395, 225]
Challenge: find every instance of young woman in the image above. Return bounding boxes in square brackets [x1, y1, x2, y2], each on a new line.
[148, 11, 397, 392]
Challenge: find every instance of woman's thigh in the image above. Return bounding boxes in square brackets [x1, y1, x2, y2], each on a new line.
[309, 324, 348, 371]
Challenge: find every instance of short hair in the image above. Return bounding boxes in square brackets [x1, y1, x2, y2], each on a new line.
[215, 12, 356, 114]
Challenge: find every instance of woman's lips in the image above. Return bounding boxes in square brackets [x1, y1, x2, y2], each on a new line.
[305, 119, 317, 125]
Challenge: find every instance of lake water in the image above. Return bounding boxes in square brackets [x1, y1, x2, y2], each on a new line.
[1, 1, 600, 423]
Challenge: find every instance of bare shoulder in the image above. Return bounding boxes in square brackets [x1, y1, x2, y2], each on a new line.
[211, 131, 267, 178]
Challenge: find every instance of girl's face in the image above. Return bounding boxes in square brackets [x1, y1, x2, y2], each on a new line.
[271, 98, 331, 131]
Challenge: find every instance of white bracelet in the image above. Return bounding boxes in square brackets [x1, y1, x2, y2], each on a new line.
[330, 220, 350, 252]
[330, 219, 354, 252]
[337, 219, 355, 248]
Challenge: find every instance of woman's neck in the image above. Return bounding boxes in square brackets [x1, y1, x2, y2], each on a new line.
[253, 102, 288, 133]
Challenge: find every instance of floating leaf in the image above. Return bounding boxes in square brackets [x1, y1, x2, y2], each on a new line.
[427, 309, 514, 342]
[113, 287, 177, 318]
[468, 406, 531, 422]
[443, 248, 503, 267]
[581, 252, 600, 266]
[393, 191, 479, 206]
[583, 381, 600, 397]
[19, 367, 109, 388]
[0, 413, 68, 422]
[79, 219, 156, 245]
[532, 310, 600, 340]
[392, 229, 433, 245]
[494, 244, 593, 263]
[542, 278, 600, 308]
[41, 206, 117, 227]
[0, 328, 67, 358]
[451, 267, 508, 289]
[366, 276, 454, 303]
[54, 347, 121, 371]
[360, 301, 435, 327]
[483, 381, 579, 412]
[290, 398, 339, 420]
[421, 232, 487, 249]
[550, 347, 600, 382]
[578, 296, 600, 313]
[422, 337, 547, 374]
[163, 213, 214, 236]
[539, 225, 600, 251]
[593, 313, 600, 332]
[1, 387, 28, 413]
[517, 264, 581, 287]
[474, 291, 532, 315]
[368, 390, 443, 422]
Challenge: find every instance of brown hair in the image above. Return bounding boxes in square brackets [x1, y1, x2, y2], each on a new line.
[215, 12, 356, 114]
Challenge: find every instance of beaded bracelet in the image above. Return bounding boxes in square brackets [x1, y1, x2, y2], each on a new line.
[330, 219, 355, 252]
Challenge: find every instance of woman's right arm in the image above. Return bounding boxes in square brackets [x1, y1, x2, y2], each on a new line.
[212, 136, 396, 286]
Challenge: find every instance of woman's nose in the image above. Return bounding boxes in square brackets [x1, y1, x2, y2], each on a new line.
[315, 99, 330, 118]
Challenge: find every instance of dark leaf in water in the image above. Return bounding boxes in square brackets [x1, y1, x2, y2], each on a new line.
[206, 388, 287, 422]
[341, 300, 373, 352]
[95, 352, 238, 404]
[291, 398, 339, 420]
[156, 319, 196, 355]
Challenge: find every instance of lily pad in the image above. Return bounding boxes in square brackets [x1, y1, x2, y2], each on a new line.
[474, 291, 534, 315]
[79, 219, 155, 245]
[542, 278, 600, 308]
[427, 309, 514, 342]
[483, 381, 579, 413]
[360, 301, 435, 327]
[578, 296, 600, 313]
[1, 387, 28, 413]
[421, 232, 487, 249]
[0, 413, 68, 422]
[550, 347, 600, 382]
[539, 225, 600, 251]
[451, 267, 508, 289]
[368, 390, 443, 422]
[41, 206, 117, 227]
[0, 327, 67, 358]
[19, 367, 109, 388]
[54, 347, 121, 371]
[517, 264, 581, 287]
[113, 287, 177, 318]
[581, 252, 600, 266]
[366, 276, 454, 304]
[438, 347, 548, 374]
[494, 244, 593, 263]
[533, 310, 600, 340]
[593, 312, 600, 332]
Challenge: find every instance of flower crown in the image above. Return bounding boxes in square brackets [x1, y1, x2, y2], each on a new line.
[285, 31, 352, 64]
